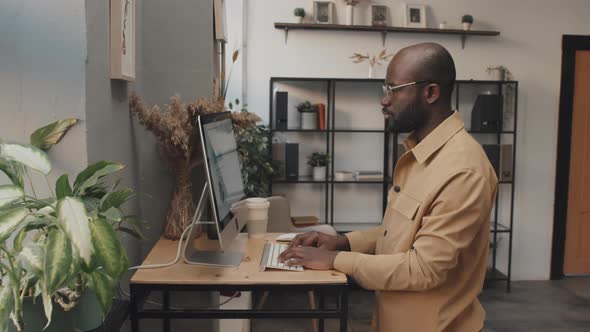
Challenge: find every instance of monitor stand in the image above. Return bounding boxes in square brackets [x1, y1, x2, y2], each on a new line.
[183, 182, 244, 267]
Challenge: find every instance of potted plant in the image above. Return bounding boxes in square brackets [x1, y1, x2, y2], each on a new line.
[307, 152, 330, 181]
[350, 49, 393, 78]
[296, 101, 318, 130]
[343, 0, 365, 25]
[462, 14, 474, 30]
[0, 119, 143, 332]
[293, 8, 305, 23]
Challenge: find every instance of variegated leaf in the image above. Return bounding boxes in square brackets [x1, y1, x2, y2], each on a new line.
[0, 284, 14, 332]
[89, 270, 113, 317]
[30, 118, 78, 151]
[0, 184, 24, 208]
[43, 228, 72, 292]
[0, 207, 28, 242]
[90, 218, 126, 279]
[0, 157, 24, 188]
[0, 143, 51, 175]
[73, 161, 125, 195]
[56, 197, 93, 267]
[41, 283, 53, 329]
[18, 242, 44, 275]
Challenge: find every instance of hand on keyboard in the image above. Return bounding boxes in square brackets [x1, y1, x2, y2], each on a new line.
[260, 242, 304, 272]
[278, 246, 339, 270]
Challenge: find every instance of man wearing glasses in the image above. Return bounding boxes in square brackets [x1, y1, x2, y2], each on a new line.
[279, 42, 498, 331]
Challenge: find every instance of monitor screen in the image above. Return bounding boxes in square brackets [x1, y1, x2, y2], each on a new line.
[199, 112, 245, 230]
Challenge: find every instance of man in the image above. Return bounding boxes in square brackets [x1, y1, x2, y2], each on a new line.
[279, 43, 498, 331]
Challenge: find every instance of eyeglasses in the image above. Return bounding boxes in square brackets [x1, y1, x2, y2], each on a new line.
[382, 80, 431, 97]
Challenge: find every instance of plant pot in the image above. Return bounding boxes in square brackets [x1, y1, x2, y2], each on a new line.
[7, 296, 74, 332]
[300, 112, 317, 130]
[71, 290, 103, 331]
[345, 5, 354, 25]
[462, 22, 472, 30]
[313, 166, 326, 181]
[491, 69, 505, 81]
[295, 16, 303, 23]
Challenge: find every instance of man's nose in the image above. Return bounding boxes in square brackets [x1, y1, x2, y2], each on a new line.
[381, 95, 390, 107]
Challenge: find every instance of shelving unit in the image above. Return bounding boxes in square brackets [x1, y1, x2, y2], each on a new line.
[274, 22, 500, 48]
[269, 77, 517, 292]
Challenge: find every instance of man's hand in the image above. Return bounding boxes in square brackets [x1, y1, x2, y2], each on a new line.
[286, 231, 351, 251]
[278, 246, 338, 270]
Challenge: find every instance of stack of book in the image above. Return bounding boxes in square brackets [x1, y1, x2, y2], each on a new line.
[353, 171, 383, 181]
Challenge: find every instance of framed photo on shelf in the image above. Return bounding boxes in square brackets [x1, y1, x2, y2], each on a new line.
[371, 5, 388, 26]
[404, 4, 427, 28]
[313, 1, 334, 24]
[110, 0, 135, 81]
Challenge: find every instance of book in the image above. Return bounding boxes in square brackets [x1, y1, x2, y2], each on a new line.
[291, 216, 319, 226]
[354, 171, 383, 181]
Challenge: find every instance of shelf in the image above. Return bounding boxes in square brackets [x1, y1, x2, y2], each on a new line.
[272, 128, 385, 133]
[272, 176, 391, 184]
[271, 77, 517, 85]
[490, 222, 511, 233]
[485, 267, 509, 281]
[467, 130, 515, 134]
[274, 23, 500, 49]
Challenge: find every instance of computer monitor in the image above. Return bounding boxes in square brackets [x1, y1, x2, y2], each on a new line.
[183, 111, 246, 266]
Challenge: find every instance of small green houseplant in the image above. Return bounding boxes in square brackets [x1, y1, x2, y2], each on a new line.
[462, 14, 473, 30]
[293, 8, 305, 23]
[296, 101, 318, 130]
[307, 152, 330, 181]
[0, 119, 142, 332]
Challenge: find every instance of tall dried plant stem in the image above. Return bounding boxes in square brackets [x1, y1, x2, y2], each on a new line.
[164, 162, 196, 240]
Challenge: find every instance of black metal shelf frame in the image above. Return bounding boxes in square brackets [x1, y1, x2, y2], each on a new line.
[269, 77, 517, 292]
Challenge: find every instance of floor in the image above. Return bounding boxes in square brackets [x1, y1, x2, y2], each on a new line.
[251, 279, 590, 332]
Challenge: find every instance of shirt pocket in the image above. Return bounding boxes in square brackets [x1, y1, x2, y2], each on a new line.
[392, 192, 421, 222]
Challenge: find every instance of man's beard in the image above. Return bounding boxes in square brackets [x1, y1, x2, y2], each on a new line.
[387, 98, 426, 133]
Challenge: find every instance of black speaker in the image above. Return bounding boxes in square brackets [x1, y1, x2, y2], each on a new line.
[471, 94, 503, 132]
[285, 143, 299, 180]
[276, 91, 288, 130]
[482, 144, 500, 177]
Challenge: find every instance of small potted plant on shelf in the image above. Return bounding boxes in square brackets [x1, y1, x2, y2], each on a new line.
[462, 14, 474, 30]
[296, 101, 318, 130]
[307, 152, 330, 181]
[293, 8, 305, 23]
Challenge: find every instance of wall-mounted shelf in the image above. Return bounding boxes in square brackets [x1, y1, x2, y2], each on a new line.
[274, 22, 500, 49]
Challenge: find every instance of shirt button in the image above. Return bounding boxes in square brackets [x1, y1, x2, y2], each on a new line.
[394, 186, 400, 193]
[384, 230, 388, 236]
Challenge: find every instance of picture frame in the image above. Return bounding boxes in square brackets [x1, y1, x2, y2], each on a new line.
[313, 1, 334, 24]
[371, 5, 388, 26]
[110, 0, 136, 81]
[405, 4, 427, 28]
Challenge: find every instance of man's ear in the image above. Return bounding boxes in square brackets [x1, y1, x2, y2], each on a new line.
[424, 83, 440, 104]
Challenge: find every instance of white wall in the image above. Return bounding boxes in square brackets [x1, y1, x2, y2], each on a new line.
[245, 0, 590, 280]
[0, 0, 88, 191]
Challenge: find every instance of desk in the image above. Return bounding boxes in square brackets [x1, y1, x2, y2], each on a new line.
[129, 233, 348, 332]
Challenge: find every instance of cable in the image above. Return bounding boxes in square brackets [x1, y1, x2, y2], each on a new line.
[128, 222, 193, 270]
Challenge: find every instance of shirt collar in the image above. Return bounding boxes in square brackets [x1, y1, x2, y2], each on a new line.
[402, 111, 465, 164]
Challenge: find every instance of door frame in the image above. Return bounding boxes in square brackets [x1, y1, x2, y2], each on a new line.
[551, 35, 590, 279]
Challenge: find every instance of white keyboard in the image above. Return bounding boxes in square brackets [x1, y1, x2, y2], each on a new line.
[259, 242, 304, 272]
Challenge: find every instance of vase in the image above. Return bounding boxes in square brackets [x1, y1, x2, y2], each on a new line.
[492, 69, 505, 81]
[296, 16, 303, 24]
[463, 22, 472, 30]
[368, 65, 374, 79]
[313, 166, 326, 181]
[301, 112, 317, 130]
[71, 290, 103, 331]
[164, 163, 196, 240]
[346, 5, 354, 25]
[7, 297, 73, 332]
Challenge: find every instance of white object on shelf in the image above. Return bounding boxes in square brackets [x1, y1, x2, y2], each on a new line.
[335, 171, 354, 181]
[313, 166, 326, 180]
[346, 5, 354, 25]
[301, 112, 317, 129]
[463, 22, 472, 30]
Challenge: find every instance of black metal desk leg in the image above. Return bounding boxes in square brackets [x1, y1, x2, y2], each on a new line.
[163, 290, 170, 332]
[130, 284, 139, 332]
[319, 292, 325, 332]
[340, 287, 348, 332]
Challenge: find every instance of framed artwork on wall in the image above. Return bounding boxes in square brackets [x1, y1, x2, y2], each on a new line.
[314, 1, 334, 24]
[404, 4, 427, 28]
[371, 5, 388, 26]
[110, 0, 136, 81]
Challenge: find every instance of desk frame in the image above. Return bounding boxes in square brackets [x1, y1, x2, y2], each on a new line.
[129, 282, 348, 332]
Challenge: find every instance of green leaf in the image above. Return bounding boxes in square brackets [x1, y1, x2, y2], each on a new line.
[90, 218, 126, 279]
[117, 226, 145, 240]
[82, 197, 102, 213]
[0, 284, 14, 332]
[30, 118, 78, 151]
[43, 228, 72, 292]
[41, 282, 53, 329]
[0, 207, 28, 242]
[101, 188, 135, 211]
[101, 207, 122, 222]
[0, 142, 51, 175]
[0, 157, 24, 188]
[0, 184, 24, 208]
[18, 242, 44, 275]
[55, 174, 73, 199]
[89, 270, 114, 317]
[56, 197, 93, 268]
[73, 161, 125, 195]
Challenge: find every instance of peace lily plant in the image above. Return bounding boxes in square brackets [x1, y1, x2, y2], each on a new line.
[0, 119, 142, 331]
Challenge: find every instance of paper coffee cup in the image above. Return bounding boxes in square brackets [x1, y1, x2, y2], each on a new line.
[245, 198, 269, 238]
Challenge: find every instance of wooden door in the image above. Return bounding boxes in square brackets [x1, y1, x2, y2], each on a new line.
[564, 51, 590, 275]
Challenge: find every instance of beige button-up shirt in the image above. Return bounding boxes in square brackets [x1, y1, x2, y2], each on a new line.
[334, 111, 498, 332]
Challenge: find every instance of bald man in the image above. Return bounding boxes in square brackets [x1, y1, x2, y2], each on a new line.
[279, 43, 498, 331]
